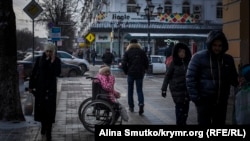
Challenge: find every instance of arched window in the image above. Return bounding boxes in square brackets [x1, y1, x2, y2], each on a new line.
[164, 1, 172, 14]
[216, 2, 223, 18]
[127, 0, 137, 13]
[182, 1, 190, 14]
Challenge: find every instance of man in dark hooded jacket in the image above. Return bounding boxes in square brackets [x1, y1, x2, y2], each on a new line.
[186, 30, 239, 125]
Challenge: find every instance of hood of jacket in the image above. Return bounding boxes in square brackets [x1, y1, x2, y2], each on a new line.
[172, 43, 192, 65]
[126, 42, 142, 51]
[206, 30, 228, 54]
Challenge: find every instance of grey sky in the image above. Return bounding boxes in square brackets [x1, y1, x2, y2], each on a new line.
[13, 0, 47, 38]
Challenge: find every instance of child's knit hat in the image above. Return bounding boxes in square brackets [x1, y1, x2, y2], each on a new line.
[99, 65, 110, 74]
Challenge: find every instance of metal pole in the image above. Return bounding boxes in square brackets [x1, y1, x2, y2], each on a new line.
[118, 27, 121, 58]
[147, 15, 151, 63]
[110, 23, 114, 53]
[32, 19, 35, 62]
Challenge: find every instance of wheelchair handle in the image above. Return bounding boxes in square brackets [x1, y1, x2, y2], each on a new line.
[86, 76, 99, 81]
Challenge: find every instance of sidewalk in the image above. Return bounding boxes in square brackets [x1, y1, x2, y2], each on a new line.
[0, 65, 235, 141]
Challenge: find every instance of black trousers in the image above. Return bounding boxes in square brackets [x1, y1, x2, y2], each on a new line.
[196, 100, 228, 125]
[175, 101, 189, 125]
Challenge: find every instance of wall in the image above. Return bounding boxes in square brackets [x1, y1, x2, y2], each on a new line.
[223, 0, 249, 70]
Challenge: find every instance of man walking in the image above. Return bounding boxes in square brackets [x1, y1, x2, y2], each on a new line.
[121, 39, 149, 115]
[102, 48, 114, 67]
[186, 30, 239, 125]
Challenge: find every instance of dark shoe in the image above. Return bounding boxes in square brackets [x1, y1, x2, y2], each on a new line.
[46, 132, 51, 141]
[139, 105, 144, 115]
[41, 125, 45, 135]
[129, 107, 134, 112]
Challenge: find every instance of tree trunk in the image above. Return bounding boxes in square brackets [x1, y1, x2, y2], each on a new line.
[0, 1, 25, 121]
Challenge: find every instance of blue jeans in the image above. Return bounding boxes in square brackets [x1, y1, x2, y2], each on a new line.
[127, 75, 144, 108]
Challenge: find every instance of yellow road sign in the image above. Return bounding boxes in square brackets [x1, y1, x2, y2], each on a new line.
[85, 33, 95, 43]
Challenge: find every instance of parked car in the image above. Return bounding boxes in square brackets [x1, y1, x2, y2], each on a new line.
[56, 50, 89, 74]
[17, 55, 83, 80]
[29, 50, 90, 74]
[118, 55, 166, 74]
[150, 55, 166, 74]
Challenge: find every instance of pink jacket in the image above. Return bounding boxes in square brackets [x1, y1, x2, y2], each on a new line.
[96, 73, 120, 103]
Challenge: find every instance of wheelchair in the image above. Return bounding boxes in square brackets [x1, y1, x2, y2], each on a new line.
[78, 76, 124, 133]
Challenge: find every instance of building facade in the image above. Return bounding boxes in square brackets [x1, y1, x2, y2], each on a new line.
[80, 0, 223, 60]
[222, 0, 249, 69]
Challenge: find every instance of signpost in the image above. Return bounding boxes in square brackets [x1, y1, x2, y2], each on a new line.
[23, 0, 43, 20]
[23, 0, 43, 62]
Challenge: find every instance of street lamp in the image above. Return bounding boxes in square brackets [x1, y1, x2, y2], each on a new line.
[110, 20, 129, 59]
[117, 21, 129, 59]
[135, 0, 163, 63]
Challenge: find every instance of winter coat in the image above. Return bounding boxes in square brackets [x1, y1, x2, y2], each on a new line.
[161, 43, 192, 104]
[122, 43, 149, 79]
[96, 73, 120, 103]
[102, 52, 114, 65]
[186, 30, 239, 105]
[29, 53, 61, 123]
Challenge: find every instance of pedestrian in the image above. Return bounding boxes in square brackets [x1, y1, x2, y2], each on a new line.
[78, 49, 83, 59]
[96, 65, 121, 121]
[186, 30, 239, 125]
[165, 42, 174, 58]
[29, 43, 61, 141]
[91, 49, 97, 66]
[102, 48, 115, 67]
[121, 39, 149, 115]
[86, 48, 90, 62]
[161, 43, 192, 125]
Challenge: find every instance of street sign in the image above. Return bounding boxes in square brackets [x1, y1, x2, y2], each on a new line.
[85, 32, 95, 43]
[23, 0, 43, 20]
[51, 27, 61, 41]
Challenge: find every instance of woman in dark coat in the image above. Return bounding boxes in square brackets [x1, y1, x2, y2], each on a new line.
[186, 30, 239, 125]
[161, 42, 192, 125]
[29, 43, 61, 141]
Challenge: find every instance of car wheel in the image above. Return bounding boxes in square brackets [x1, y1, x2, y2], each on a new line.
[79, 64, 87, 74]
[68, 69, 78, 77]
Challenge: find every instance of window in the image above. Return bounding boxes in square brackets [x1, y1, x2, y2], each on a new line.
[182, 1, 190, 14]
[164, 1, 172, 14]
[127, 0, 137, 13]
[216, 2, 223, 18]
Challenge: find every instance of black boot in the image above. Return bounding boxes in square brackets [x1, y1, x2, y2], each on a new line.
[41, 122, 45, 135]
[139, 105, 144, 115]
[46, 123, 52, 141]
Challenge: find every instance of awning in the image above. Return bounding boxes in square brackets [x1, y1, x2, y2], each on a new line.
[125, 33, 208, 40]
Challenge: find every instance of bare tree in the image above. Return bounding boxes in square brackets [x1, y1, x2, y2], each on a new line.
[0, 1, 25, 121]
[16, 28, 43, 52]
[37, 0, 81, 51]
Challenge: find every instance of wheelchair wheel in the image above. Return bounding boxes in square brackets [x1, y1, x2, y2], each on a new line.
[81, 100, 116, 133]
[78, 97, 92, 123]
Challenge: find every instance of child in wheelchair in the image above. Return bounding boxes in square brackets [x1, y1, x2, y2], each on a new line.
[95, 65, 128, 122]
[96, 65, 121, 103]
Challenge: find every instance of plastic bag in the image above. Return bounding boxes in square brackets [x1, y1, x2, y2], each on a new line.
[119, 104, 129, 122]
[24, 93, 34, 115]
[235, 84, 250, 124]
